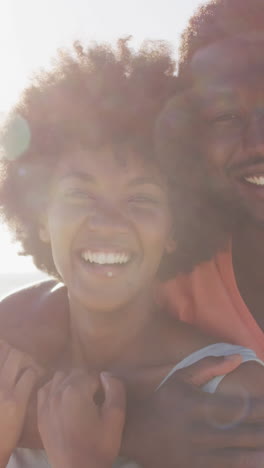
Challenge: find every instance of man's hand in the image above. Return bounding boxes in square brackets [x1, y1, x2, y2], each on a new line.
[122, 356, 264, 468]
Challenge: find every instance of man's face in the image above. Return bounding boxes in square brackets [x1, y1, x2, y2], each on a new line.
[189, 36, 264, 224]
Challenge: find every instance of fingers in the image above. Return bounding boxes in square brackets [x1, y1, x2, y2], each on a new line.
[0, 341, 43, 377]
[101, 373, 126, 424]
[0, 342, 42, 400]
[155, 372, 264, 433]
[1, 348, 32, 387]
[49, 371, 67, 395]
[38, 371, 64, 412]
[197, 389, 264, 426]
[38, 369, 101, 410]
[63, 369, 100, 395]
[101, 373, 126, 454]
[229, 395, 264, 424]
[176, 355, 243, 386]
[193, 422, 264, 450]
[0, 342, 11, 370]
[14, 367, 38, 405]
[194, 448, 264, 468]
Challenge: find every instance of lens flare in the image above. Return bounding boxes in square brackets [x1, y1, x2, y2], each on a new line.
[1, 114, 31, 160]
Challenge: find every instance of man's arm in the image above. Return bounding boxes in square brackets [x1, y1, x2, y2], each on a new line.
[0, 280, 69, 448]
[121, 359, 264, 468]
[1, 283, 264, 467]
[0, 280, 69, 365]
[16, 354, 264, 468]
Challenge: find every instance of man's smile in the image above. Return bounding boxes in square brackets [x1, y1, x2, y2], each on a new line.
[226, 161, 264, 195]
[243, 175, 264, 186]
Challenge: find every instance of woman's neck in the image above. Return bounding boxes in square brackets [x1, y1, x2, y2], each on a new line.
[67, 286, 159, 371]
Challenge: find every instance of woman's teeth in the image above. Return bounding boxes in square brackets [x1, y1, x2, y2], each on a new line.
[244, 175, 264, 186]
[81, 251, 130, 265]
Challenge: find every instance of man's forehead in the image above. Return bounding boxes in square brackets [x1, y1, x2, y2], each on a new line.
[189, 34, 264, 90]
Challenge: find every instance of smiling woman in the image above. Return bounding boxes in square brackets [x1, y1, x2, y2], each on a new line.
[0, 39, 178, 279]
[0, 38, 197, 468]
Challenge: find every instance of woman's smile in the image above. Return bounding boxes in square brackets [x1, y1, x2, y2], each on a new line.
[78, 247, 135, 280]
[39, 145, 174, 312]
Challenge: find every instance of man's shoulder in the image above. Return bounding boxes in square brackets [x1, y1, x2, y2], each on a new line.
[160, 246, 232, 322]
[163, 255, 219, 298]
[0, 279, 69, 364]
[0, 279, 66, 315]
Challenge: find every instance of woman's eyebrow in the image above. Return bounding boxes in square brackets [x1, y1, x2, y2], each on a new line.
[60, 171, 95, 183]
[128, 176, 164, 189]
[59, 173, 164, 189]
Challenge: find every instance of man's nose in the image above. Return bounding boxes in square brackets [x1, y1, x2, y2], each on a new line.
[244, 111, 264, 155]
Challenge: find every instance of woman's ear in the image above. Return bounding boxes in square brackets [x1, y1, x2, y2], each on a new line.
[38, 215, 50, 243]
[165, 225, 177, 254]
[165, 238, 176, 254]
[157, 234, 177, 281]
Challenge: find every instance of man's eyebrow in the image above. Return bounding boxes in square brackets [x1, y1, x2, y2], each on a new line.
[60, 171, 95, 183]
[196, 87, 238, 106]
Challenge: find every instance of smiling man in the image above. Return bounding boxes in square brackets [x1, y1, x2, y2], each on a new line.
[159, 0, 264, 357]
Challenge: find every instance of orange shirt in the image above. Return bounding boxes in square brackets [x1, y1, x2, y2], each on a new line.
[160, 243, 264, 360]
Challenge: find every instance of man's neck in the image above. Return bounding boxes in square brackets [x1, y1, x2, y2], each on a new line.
[232, 223, 264, 328]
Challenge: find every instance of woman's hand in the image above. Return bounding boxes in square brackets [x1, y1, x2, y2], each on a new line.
[0, 341, 41, 467]
[37, 370, 126, 468]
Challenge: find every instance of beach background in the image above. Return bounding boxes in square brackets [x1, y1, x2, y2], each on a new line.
[0, 271, 49, 298]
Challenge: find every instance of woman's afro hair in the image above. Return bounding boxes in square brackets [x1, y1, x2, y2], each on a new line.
[0, 38, 179, 278]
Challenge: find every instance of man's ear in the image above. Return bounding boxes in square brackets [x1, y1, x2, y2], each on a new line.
[38, 215, 50, 243]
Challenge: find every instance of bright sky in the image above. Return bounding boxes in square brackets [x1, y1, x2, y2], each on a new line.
[0, 0, 202, 273]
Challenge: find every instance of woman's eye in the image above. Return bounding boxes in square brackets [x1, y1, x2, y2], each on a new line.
[64, 189, 96, 200]
[128, 195, 159, 205]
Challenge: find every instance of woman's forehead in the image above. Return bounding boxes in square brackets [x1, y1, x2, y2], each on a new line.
[55, 145, 163, 182]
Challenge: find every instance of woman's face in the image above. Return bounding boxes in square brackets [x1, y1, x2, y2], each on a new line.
[39, 145, 174, 312]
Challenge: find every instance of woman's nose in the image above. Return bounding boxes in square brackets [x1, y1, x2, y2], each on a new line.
[87, 204, 129, 234]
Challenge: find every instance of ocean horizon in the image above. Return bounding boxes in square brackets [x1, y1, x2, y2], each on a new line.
[0, 271, 50, 298]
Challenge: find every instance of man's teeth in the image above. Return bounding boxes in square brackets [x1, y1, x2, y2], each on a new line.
[81, 251, 130, 265]
[244, 175, 264, 186]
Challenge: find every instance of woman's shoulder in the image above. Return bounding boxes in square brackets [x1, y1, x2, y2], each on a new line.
[0, 279, 69, 365]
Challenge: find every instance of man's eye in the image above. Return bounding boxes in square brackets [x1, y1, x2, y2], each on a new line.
[210, 113, 242, 124]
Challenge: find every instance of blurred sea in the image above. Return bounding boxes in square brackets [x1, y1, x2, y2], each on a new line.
[0, 271, 49, 299]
